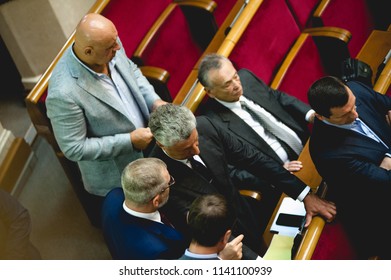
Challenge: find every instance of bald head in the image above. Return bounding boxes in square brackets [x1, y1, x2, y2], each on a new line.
[73, 13, 120, 70]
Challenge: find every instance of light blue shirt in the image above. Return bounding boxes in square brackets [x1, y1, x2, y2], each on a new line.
[71, 48, 145, 128]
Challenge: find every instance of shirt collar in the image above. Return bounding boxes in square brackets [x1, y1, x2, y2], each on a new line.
[122, 202, 161, 223]
[71, 43, 117, 77]
[184, 249, 221, 259]
[215, 95, 248, 110]
[322, 118, 357, 130]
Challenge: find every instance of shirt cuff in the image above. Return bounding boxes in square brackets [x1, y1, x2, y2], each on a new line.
[385, 153, 391, 158]
[305, 109, 315, 122]
[297, 186, 311, 202]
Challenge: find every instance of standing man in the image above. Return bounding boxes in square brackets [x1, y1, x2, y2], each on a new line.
[148, 104, 336, 254]
[46, 13, 166, 226]
[308, 76, 391, 259]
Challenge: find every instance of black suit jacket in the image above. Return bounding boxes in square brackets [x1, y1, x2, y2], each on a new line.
[201, 69, 311, 163]
[150, 116, 307, 252]
[200, 69, 311, 193]
[309, 81, 391, 258]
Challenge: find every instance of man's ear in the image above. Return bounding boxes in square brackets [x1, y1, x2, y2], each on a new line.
[151, 194, 160, 208]
[222, 229, 232, 245]
[84, 46, 93, 56]
[205, 88, 215, 98]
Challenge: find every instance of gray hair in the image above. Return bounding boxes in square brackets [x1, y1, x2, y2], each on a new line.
[148, 104, 196, 147]
[198, 53, 230, 87]
[121, 158, 167, 205]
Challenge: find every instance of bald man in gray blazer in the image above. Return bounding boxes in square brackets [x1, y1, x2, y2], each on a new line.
[46, 14, 166, 226]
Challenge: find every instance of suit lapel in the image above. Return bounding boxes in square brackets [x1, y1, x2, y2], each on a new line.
[209, 99, 283, 163]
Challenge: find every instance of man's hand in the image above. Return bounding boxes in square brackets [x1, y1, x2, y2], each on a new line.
[302, 193, 337, 227]
[152, 99, 168, 111]
[386, 110, 391, 126]
[130, 127, 153, 150]
[218, 234, 244, 260]
[380, 156, 391, 170]
[283, 160, 303, 172]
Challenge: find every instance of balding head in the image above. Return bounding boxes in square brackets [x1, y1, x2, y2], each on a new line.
[73, 13, 120, 70]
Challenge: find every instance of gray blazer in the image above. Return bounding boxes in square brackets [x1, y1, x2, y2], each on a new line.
[46, 40, 160, 196]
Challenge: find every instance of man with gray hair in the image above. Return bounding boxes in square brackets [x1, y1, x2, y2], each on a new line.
[101, 158, 186, 259]
[197, 54, 315, 228]
[149, 104, 336, 254]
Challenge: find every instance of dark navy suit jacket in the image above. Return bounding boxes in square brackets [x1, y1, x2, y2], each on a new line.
[101, 188, 186, 260]
[309, 81, 391, 258]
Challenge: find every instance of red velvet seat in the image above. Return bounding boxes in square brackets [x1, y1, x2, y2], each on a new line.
[285, 0, 320, 30]
[272, 26, 351, 103]
[312, 0, 374, 57]
[132, 1, 218, 101]
[311, 219, 357, 260]
[213, 0, 238, 26]
[228, 0, 302, 85]
[102, 0, 172, 57]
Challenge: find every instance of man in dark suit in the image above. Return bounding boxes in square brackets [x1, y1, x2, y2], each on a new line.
[101, 158, 186, 260]
[102, 157, 250, 260]
[197, 53, 315, 228]
[307, 76, 391, 259]
[179, 194, 243, 260]
[148, 104, 336, 254]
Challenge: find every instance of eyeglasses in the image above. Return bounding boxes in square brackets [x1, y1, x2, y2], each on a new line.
[160, 175, 175, 193]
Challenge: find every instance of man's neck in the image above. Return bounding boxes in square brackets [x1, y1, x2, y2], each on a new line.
[188, 242, 220, 255]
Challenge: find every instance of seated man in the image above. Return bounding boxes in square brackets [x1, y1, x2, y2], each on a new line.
[101, 157, 251, 260]
[180, 194, 246, 260]
[198, 54, 315, 228]
[148, 104, 336, 254]
[101, 158, 186, 260]
[307, 76, 391, 259]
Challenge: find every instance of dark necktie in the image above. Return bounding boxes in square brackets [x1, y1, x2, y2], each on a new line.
[159, 211, 174, 228]
[240, 101, 302, 158]
[188, 157, 213, 183]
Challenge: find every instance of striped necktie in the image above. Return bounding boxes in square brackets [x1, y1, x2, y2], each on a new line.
[240, 101, 302, 156]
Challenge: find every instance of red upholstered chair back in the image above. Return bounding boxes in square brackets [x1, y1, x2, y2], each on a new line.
[213, 0, 238, 26]
[228, 0, 302, 85]
[285, 0, 320, 30]
[102, 0, 172, 57]
[311, 219, 357, 259]
[313, 0, 374, 57]
[274, 38, 326, 104]
[137, 7, 204, 100]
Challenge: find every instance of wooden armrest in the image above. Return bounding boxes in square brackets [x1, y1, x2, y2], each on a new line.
[312, 0, 331, 18]
[292, 139, 328, 259]
[139, 66, 172, 102]
[239, 189, 262, 201]
[140, 66, 170, 84]
[374, 57, 391, 94]
[294, 216, 326, 259]
[303, 26, 352, 43]
[294, 138, 322, 189]
[271, 27, 351, 89]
